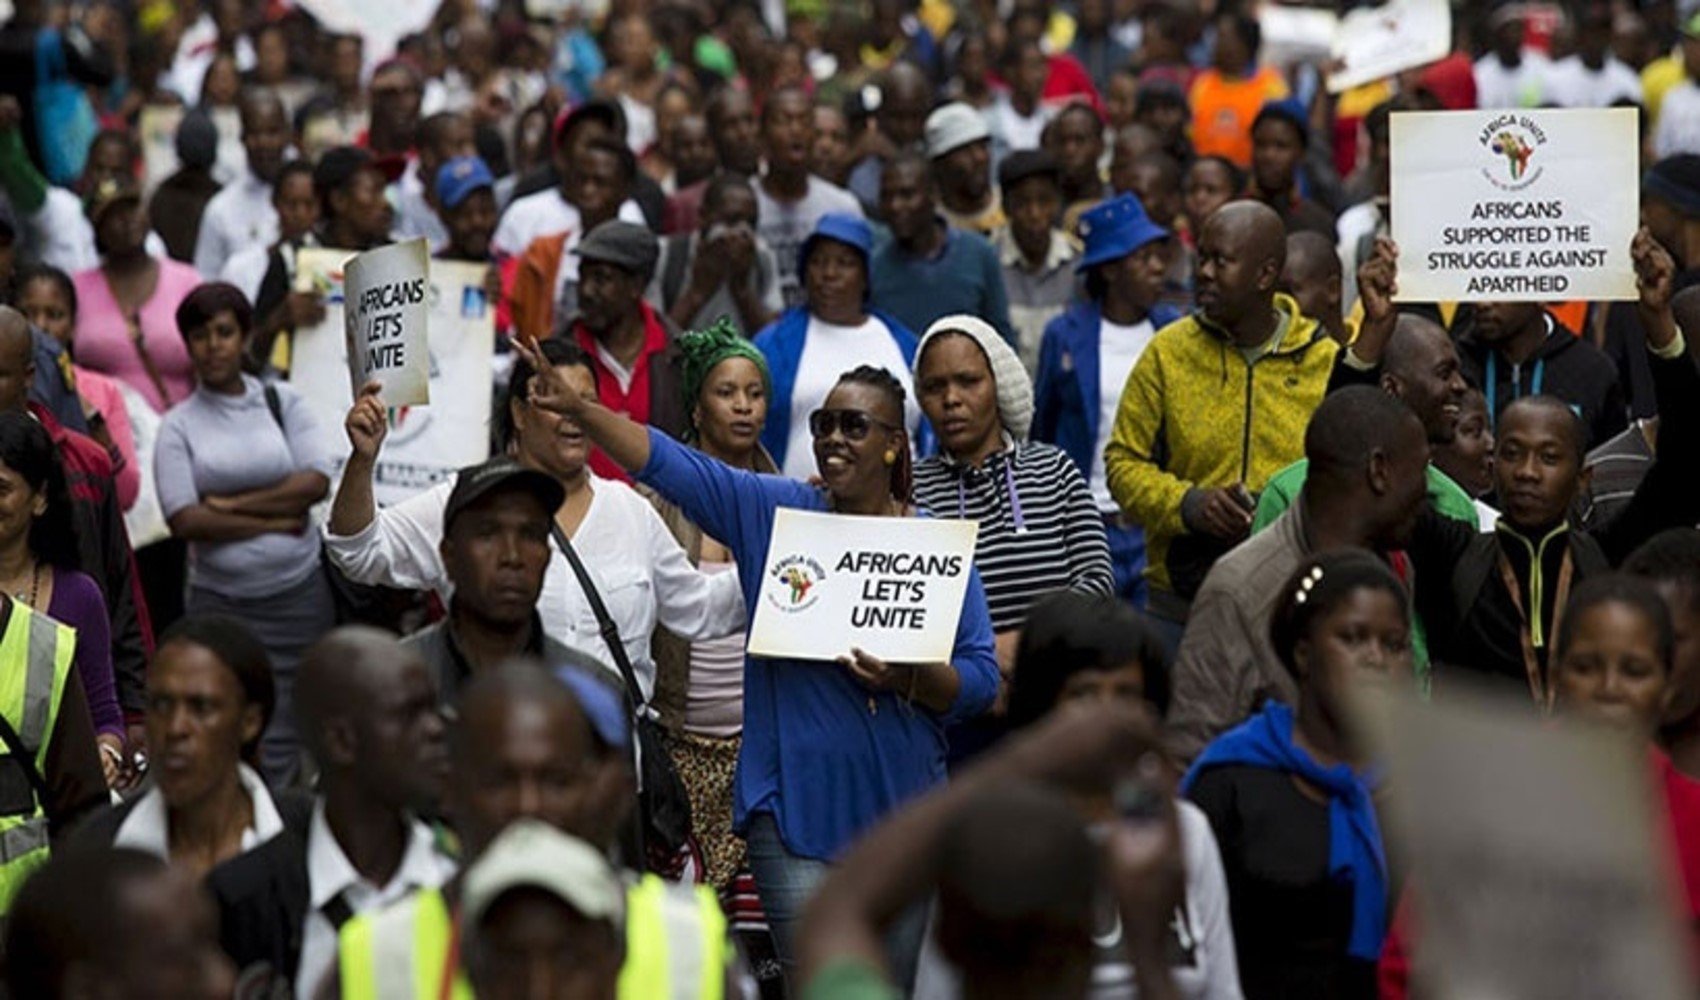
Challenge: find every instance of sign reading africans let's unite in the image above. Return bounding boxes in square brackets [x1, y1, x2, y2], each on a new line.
[1391, 107, 1639, 302]
[747, 510, 979, 663]
[344, 239, 432, 405]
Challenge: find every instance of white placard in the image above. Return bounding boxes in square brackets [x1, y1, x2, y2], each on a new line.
[138, 104, 185, 198]
[1258, 4, 1337, 70]
[1327, 0, 1451, 94]
[1391, 108, 1639, 303]
[344, 239, 431, 405]
[746, 509, 979, 664]
[291, 0, 434, 63]
[291, 249, 494, 506]
[1358, 684, 1695, 1000]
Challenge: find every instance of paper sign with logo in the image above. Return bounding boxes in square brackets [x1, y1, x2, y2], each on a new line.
[1356, 683, 1695, 999]
[1327, 0, 1451, 94]
[291, 249, 494, 506]
[344, 239, 431, 406]
[1390, 107, 1639, 302]
[746, 509, 980, 663]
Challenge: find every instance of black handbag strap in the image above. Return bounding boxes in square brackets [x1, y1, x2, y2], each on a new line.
[550, 524, 647, 713]
[0, 710, 49, 809]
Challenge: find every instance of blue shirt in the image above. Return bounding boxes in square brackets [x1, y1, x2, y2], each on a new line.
[870, 223, 1016, 347]
[637, 428, 999, 861]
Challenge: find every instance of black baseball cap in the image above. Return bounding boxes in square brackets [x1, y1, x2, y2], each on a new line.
[443, 458, 565, 532]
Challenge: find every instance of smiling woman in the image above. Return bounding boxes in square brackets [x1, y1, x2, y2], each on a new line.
[511, 331, 999, 982]
[153, 282, 335, 786]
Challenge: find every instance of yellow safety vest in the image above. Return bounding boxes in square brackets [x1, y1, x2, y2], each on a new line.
[338, 874, 730, 1000]
[0, 605, 77, 912]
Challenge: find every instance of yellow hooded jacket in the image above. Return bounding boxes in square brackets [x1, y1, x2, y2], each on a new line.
[1105, 293, 1339, 602]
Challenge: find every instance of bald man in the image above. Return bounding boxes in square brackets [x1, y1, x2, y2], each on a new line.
[0, 308, 152, 763]
[1102, 202, 1382, 646]
[207, 627, 454, 996]
[1279, 230, 1346, 345]
[332, 662, 742, 999]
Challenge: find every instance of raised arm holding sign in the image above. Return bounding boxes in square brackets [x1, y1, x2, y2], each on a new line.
[511, 333, 998, 943]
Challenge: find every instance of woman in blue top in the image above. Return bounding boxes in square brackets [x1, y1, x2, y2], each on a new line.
[512, 334, 999, 983]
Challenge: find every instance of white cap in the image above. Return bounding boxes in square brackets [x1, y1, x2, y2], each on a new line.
[462, 820, 625, 929]
[926, 102, 992, 160]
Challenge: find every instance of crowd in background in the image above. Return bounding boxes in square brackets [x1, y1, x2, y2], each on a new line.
[0, 0, 1697, 996]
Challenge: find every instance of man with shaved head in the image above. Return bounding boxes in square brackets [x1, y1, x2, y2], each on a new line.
[331, 662, 741, 998]
[0, 307, 152, 771]
[847, 62, 932, 215]
[1103, 201, 1383, 649]
[206, 627, 454, 996]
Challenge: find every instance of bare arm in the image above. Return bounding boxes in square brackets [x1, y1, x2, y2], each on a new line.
[327, 381, 385, 537]
[208, 471, 330, 519]
[512, 335, 653, 471]
[799, 703, 1173, 985]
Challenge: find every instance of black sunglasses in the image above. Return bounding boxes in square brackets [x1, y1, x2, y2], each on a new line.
[808, 408, 901, 441]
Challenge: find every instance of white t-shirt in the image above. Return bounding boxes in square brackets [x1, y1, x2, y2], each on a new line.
[323, 474, 747, 696]
[1657, 81, 1700, 159]
[1544, 55, 1643, 108]
[754, 175, 864, 309]
[193, 172, 279, 279]
[1473, 51, 1551, 109]
[783, 314, 920, 480]
[1092, 317, 1156, 513]
[491, 187, 646, 257]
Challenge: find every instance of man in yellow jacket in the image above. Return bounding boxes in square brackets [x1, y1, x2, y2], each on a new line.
[1105, 201, 1380, 642]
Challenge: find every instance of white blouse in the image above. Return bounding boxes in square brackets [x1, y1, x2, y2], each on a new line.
[323, 473, 747, 698]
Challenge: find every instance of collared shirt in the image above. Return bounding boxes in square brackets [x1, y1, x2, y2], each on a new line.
[571, 304, 671, 480]
[296, 801, 456, 1000]
[193, 172, 280, 279]
[114, 762, 284, 860]
[993, 226, 1080, 372]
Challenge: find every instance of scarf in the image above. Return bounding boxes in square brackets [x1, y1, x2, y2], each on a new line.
[1181, 702, 1388, 961]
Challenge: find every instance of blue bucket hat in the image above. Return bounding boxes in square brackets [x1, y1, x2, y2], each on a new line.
[798, 212, 874, 278]
[435, 155, 495, 211]
[1252, 97, 1310, 148]
[1076, 194, 1171, 272]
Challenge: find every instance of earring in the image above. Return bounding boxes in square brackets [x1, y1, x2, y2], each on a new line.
[883, 450, 897, 465]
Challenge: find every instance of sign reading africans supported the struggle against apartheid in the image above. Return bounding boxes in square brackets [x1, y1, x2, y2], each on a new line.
[1391, 107, 1639, 302]
[747, 509, 979, 664]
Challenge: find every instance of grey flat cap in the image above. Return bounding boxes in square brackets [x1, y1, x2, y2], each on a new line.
[578, 220, 660, 282]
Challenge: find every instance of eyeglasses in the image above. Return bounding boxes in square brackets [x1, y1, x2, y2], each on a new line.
[808, 408, 901, 441]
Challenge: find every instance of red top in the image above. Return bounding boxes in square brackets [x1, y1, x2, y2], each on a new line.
[570, 302, 671, 481]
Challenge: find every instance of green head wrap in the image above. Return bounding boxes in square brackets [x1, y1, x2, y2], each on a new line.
[679, 316, 772, 440]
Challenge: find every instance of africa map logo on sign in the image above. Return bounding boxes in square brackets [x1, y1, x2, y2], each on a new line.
[1491, 131, 1534, 180]
[1478, 113, 1548, 191]
[767, 554, 827, 613]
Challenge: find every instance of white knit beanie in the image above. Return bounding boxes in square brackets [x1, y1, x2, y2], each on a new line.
[916, 315, 1034, 441]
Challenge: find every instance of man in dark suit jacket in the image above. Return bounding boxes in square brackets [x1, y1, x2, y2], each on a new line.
[206, 628, 454, 997]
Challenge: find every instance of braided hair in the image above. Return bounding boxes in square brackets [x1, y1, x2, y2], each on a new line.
[1268, 548, 1410, 681]
[835, 365, 912, 503]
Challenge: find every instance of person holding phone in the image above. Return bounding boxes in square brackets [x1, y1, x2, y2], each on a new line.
[650, 173, 783, 337]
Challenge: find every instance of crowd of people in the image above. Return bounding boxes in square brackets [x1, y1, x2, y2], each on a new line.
[0, 0, 1697, 996]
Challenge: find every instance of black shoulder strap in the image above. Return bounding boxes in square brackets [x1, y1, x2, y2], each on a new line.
[0, 710, 49, 809]
[262, 383, 285, 430]
[550, 525, 646, 712]
[1451, 533, 1501, 632]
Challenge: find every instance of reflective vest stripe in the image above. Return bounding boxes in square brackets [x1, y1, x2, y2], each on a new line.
[410, 892, 466, 1000]
[338, 904, 380, 1000]
[621, 877, 669, 998]
[19, 613, 61, 753]
[0, 817, 47, 863]
[693, 883, 727, 1000]
[0, 606, 76, 913]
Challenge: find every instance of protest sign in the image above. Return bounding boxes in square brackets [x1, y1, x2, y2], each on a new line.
[1258, 4, 1336, 71]
[343, 239, 431, 406]
[1326, 0, 1450, 94]
[1390, 107, 1638, 302]
[291, 0, 433, 62]
[747, 509, 979, 663]
[1356, 683, 1695, 1000]
[291, 250, 493, 506]
[138, 105, 185, 196]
